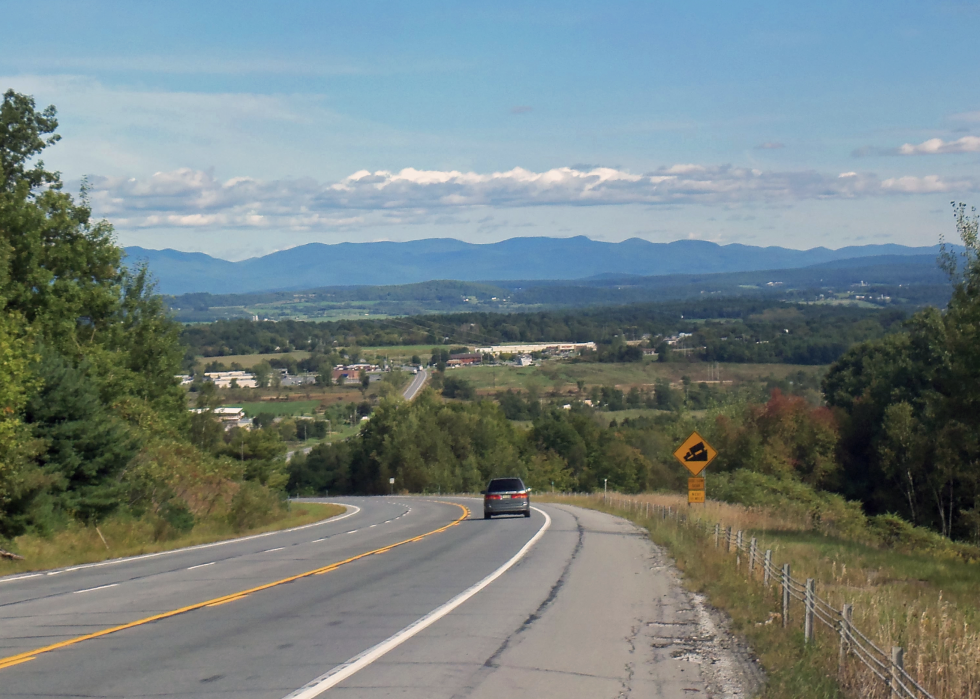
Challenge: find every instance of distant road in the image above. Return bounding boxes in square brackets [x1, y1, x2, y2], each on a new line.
[402, 368, 428, 400]
[0, 497, 756, 698]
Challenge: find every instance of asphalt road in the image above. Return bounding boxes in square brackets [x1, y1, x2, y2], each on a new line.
[402, 368, 428, 400]
[0, 498, 752, 698]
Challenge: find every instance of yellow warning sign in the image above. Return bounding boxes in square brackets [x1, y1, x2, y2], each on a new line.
[673, 431, 717, 476]
[688, 490, 706, 504]
[688, 477, 706, 491]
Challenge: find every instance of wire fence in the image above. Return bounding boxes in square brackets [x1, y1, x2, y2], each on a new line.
[588, 493, 937, 699]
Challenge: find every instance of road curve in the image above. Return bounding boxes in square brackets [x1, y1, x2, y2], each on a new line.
[402, 368, 428, 400]
[0, 497, 755, 698]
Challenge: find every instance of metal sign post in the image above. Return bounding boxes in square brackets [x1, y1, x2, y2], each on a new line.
[674, 431, 715, 505]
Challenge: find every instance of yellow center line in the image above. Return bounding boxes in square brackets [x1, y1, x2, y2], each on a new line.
[0, 501, 469, 670]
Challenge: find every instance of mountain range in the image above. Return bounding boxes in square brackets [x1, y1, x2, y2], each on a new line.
[125, 236, 946, 295]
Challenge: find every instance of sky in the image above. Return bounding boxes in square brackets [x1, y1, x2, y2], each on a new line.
[2, 0, 979, 261]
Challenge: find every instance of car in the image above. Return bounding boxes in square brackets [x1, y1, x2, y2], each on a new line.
[482, 477, 532, 519]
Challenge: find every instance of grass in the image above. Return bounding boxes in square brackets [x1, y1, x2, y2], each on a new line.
[542, 492, 980, 699]
[196, 350, 312, 369]
[0, 502, 345, 576]
[453, 361, 825, 395]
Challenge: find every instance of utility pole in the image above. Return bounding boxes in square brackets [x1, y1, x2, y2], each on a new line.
[604, 478, 608, 503]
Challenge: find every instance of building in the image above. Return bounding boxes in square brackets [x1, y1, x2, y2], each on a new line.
[204, 371, 257, 389]
[475, 342, 597, 356]
[447, 353, 482, 367]
[517, 355, 533, 367]
[189, 407, 252, 430]
[281, 373, 317, 387]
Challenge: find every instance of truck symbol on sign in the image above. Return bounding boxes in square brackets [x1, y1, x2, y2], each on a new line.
[683, 442, 709, 462]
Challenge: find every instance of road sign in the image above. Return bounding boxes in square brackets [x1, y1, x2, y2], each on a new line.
[688, 490, 706, 504]
[389, 478, 395, 484]
[688, 477, 705, 491]
[673, 431, 717, 476]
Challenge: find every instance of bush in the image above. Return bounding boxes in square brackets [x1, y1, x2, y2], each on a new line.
[227, 482, 282, 532]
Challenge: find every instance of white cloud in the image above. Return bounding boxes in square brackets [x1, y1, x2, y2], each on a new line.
[754, 142, 785, 150]
[85, 164, 979, 232]
[897, 136, 980, 155]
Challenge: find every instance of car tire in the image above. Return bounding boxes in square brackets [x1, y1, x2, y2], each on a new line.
[524, 510, 531, 518]
[484, 512, 492, 520]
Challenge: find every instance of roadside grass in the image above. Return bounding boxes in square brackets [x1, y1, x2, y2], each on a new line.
[542, 493, 980, 699]
[0, 503, 345, 577]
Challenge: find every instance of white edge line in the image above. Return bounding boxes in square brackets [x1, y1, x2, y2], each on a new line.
[0, 573, 42, 585]
[281, 506, 552, 699]
[74, 583, 119, 594]
[0, 503, 361, 584]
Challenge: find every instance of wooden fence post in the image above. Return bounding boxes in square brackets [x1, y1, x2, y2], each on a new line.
[763, 550, 772, 586]
[749, 537, 757, 577]
[838, 604, 852, 676]
[782, 564, 790, 628]
[726, 526, 733, 552]
[714, 523, 720, 548]
[804, 579, 815, 643]
[891, 646, 904, 698]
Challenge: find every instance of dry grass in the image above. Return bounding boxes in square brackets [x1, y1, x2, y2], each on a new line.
[544, 492, 980, 699]
[0, 502, 345, 576]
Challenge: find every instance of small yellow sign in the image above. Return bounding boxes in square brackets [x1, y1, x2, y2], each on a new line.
[688, 477, 706, 491]
[688, 490, 706, 504]
[673, 431, 718, 476]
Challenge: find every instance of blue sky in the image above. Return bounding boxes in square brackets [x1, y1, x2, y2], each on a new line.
[2, 0, 978, 260]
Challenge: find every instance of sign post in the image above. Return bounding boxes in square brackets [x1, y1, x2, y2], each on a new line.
[673, 431, 716, 505]
[389, 476, 395, 495]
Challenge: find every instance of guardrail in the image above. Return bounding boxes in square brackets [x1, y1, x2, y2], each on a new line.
[593, 493, 935, 699]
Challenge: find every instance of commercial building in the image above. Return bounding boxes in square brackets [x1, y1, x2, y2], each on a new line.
[447, 353, 482, 367]
[475, 342, 597, 356]
[204, 371, 257, 388]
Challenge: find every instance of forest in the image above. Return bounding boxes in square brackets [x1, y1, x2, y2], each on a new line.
[0, 91, 291, 544]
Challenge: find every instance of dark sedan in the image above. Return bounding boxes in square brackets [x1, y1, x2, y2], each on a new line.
[482, 477, 531, 519]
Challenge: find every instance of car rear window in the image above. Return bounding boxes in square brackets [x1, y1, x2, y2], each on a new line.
[487, 478, 524, 492]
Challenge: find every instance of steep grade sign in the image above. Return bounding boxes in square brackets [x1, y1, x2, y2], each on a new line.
[673, 431, 717, 476]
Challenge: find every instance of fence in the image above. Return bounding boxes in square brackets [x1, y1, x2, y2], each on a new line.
[593, 493, 936, 699]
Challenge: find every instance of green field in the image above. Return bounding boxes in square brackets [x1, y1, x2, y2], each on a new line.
[454, 361, 824, 394]
[197, 350, 312, 369]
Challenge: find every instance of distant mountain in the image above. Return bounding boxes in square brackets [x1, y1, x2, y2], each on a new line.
[125, 237, 947, 295]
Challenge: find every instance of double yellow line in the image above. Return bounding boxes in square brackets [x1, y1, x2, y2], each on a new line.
[0, 502, 469, 671]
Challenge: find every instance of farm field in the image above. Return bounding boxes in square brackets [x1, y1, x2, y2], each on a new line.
[196, 350, 312, 369]
[456, 361, 825, 394]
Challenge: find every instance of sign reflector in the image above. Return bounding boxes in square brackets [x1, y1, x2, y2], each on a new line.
[673, 431, 718, 475]
[688, 477, 705, 491]
[688, 490, 706, 504]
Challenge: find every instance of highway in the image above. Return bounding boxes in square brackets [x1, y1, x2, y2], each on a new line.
[0, 498, 757, 698]
[402, 368, 428, 400]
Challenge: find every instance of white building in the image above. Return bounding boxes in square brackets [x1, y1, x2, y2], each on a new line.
[204, 371, 257, 388]
[475, 342, 596, 356]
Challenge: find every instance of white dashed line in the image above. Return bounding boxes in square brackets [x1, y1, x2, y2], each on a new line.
[369, 524, 377, 528]
[74, 583, 118, 594]
[311, 538, 326, 543]
[346, 530, 358, 535]
[187, 562, 215, 571]
[263, 547, 285, 553]
[0, 573, 41, 584]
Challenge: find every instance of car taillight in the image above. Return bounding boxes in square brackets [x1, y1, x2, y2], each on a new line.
[512, 492, 527, 499]
[486, 494, 502, 500]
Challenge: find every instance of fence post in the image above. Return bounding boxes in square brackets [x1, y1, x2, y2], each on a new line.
[764, 549, 772, 586]
[838, 603, 852, 676]
[782, 564, 790, 628]
[804, 579, 815, 643]
[749, 537, 757, 577]
[736, 530, 743, 552]
[891, 647, 904, 698]
[714, 523, 720, 548]
[726, 526, 733, 552]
